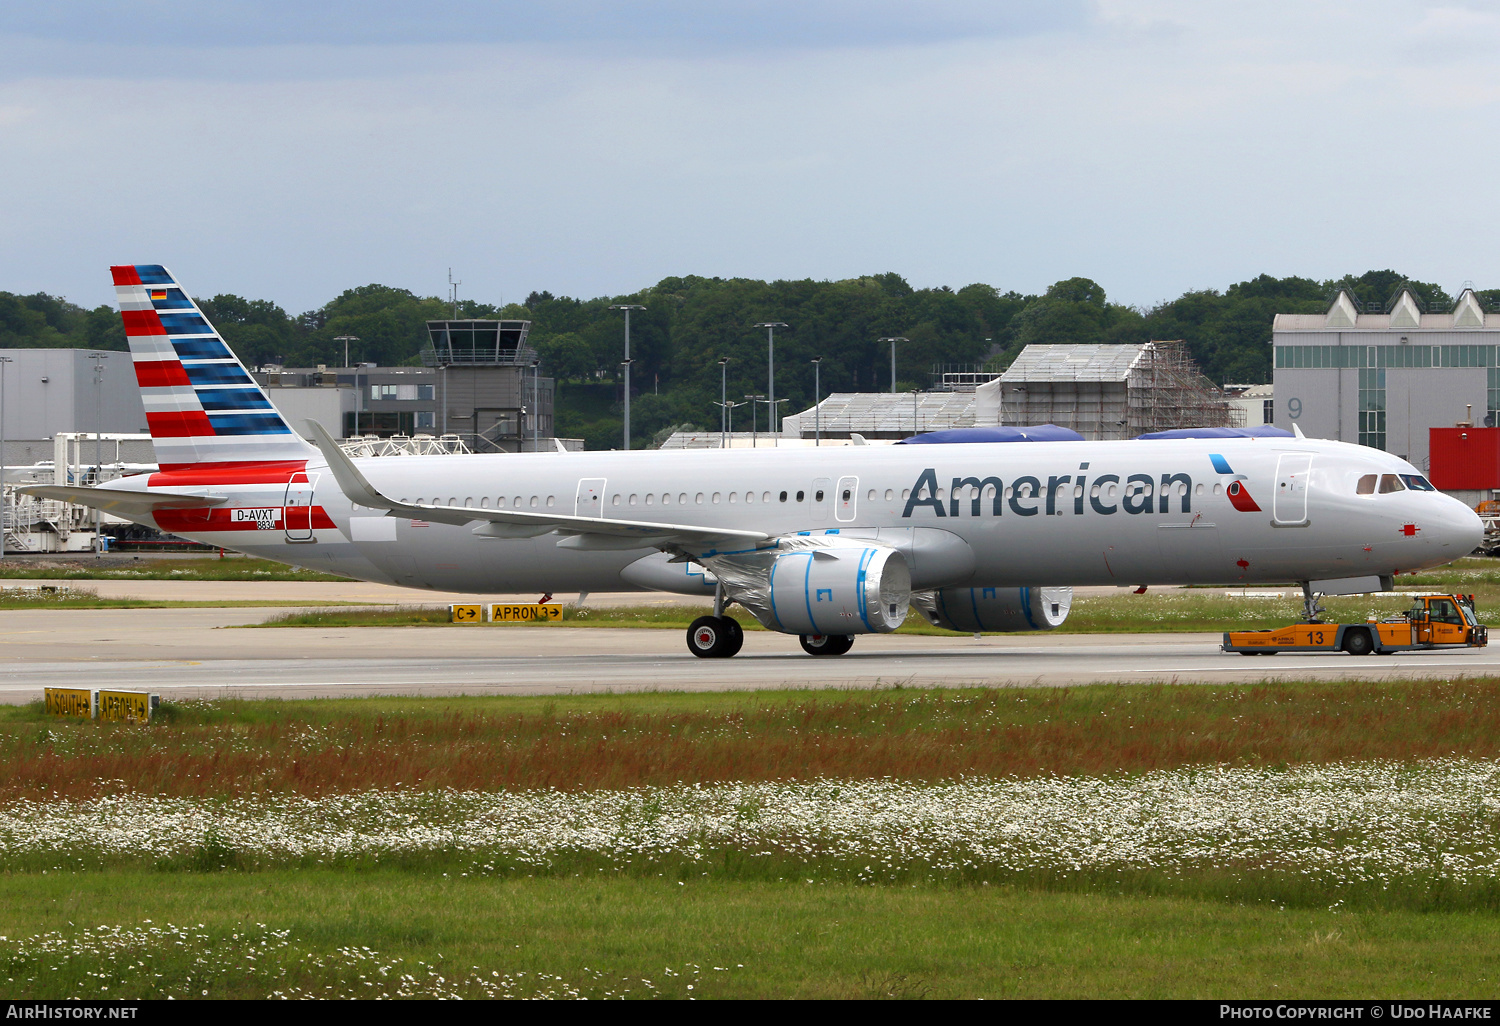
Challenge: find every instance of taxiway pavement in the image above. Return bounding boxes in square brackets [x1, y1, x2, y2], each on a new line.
[2, 601, 1496, 702]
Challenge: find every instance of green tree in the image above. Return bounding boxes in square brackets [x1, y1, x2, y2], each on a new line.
[1010, 278, 1117, 349]
[533, 331, 596, 382]
[197, 294, 297, 368]
[1327, 270, 1451, 312]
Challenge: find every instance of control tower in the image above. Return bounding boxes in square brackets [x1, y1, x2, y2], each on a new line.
[423, 319, 553, 452]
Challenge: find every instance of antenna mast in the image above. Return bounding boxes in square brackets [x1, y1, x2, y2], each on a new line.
[448, 268, 462, 318]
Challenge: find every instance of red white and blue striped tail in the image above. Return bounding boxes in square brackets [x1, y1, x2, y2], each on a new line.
[111, 264, 315, 473]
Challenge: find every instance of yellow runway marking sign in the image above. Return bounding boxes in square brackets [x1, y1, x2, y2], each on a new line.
[449, 603, 484, 624]
[44, 687, 93, 719]
[490, 603, 563, 623]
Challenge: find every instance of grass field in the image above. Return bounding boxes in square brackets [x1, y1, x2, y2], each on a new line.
[5, 874, 1498, 999]
[0, 555, 345, 583]
[7, 683, 1500, 998]
[0, 586, 377, 611]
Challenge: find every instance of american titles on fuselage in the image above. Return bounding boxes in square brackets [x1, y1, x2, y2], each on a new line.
[901, 464, 1235, 519]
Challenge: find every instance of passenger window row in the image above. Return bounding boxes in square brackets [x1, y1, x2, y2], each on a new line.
[404, 496, 556, 508]
[400, 477, 1237, 513]
[608, 489, 820, 507]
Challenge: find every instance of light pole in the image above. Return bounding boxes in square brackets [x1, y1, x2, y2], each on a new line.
[87, 352, 108, 552]
[769, 398, 788, 445]
[810, 356, 822, 447]
[87, 353, 109, 474]
[337, 336, 361, 435]
[753, 322, 787, 438]
[0, 355, 11, 560]
[617, 359, 634, 448]
[335, 334, 358, 370]
[878, 337, 908, 393]
[532, 359, 541, 452]
[744, 394, 764, 447]
[714, 399, 745, 448]
[609, 304, 645, 450]
[717, 357, 730, 448]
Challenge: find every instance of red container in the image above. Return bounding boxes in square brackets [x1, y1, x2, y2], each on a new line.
[1429, 427, 1500, 490]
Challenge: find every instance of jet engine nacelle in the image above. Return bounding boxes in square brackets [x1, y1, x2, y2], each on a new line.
[912, 586, 1073, 633]
[702, 538, 911, 635]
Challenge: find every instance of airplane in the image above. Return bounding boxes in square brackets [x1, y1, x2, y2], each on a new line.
[21, 264, 1484, 658]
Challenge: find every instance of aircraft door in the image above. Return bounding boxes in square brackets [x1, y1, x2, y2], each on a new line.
[284, 472, 318, 543]
[811, 477, 832, 522]
[576, 478, 607, 518]
[1272, 453, 1312, 527]
[835, 476, 858, 522]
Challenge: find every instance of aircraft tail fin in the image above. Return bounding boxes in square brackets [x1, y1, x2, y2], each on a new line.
[110, 264, 316, 473]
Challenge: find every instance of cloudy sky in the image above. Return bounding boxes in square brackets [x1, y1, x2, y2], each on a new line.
[1, 1, 1497, 313]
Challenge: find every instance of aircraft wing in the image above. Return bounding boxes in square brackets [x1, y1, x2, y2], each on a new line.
[17, 485, 227, 515]
[305, 421, 769, 549]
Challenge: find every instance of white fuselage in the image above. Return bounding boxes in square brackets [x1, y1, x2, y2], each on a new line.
[103, 435, 1481, 595]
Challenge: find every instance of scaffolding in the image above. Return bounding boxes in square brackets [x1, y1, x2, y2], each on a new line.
[339, 434, 473, 458]
[1131, 340, 1238, 433]
[777, 391, 979, 440]
[997, 341, 1233, 439]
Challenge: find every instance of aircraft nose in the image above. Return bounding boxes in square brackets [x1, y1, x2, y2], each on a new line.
[1433, 494, 1483, 556]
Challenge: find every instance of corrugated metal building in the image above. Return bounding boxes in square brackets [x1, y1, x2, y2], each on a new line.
[0, 349, 150, 469]
[1272, 287, 1498, 472]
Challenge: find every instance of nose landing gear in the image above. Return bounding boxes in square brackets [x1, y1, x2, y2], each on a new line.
[686, 615, 744, 658]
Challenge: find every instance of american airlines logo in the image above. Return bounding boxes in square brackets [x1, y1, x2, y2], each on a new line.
[900, 456, 1259, 519]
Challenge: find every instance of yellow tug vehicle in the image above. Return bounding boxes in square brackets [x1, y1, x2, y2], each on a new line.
[1223, 593, 1487, 656]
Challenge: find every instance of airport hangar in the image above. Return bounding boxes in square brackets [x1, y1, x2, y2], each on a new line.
[1272, 286, 1500, 503]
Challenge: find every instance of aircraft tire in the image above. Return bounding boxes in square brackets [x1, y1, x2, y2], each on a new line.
[721, 617, 744, 657]
[687, 616, 734, 658]
[800, 633, 854, 656]
[1343, 628, 1375, 656]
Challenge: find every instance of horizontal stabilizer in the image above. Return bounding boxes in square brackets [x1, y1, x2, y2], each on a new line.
[19, 485, 227, 514]
[304, 420, 768, 549]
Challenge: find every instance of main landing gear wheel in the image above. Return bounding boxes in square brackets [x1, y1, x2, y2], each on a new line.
[687, 616, 743, 658]
[722, 617, 744, 657]
[800, 633, 855, 656]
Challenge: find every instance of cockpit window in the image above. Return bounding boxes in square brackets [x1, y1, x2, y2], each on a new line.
[1401, 474, 1435, 491]
[1378, 474, 1406, 494]
[1356, 474, 1377, 495]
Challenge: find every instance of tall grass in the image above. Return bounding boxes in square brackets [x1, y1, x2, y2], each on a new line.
[7, 680, 1500, 800]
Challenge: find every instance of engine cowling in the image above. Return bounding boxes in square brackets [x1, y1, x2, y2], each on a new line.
[701, 538, 911, 635]
[912, 586, 1073, 633]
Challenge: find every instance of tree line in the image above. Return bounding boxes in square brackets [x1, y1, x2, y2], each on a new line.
[2, 269, 1491, 449]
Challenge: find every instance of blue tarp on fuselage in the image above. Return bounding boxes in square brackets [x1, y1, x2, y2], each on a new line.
[898, 425, 1085, 445]
[1136, 425, 1294, 440]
